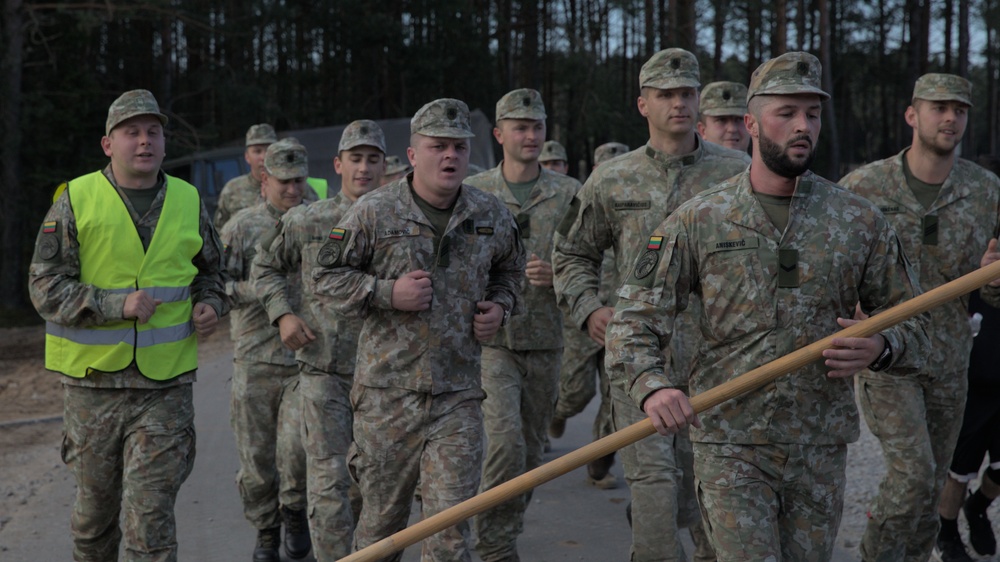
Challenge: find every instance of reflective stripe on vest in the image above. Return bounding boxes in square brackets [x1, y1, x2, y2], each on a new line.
[45, 171, 203, 380]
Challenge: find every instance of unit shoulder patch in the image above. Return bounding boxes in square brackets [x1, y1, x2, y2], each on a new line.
[317, 241, 342, 267]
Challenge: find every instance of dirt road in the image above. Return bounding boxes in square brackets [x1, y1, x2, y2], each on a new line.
[1, 323, 996, 561]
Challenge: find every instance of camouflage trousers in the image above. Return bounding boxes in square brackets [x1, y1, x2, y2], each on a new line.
[857, 369, 968, 562]
[610, 381, 705, 562]
[553, 326, 614, 442]
[62, 383, 196, 562]
[694, 442, 847, 562]
[299, 368, 356, 561]
[230, 360, 307, 530]
[349, 385, 485, 562]
[474, 346, 561, 561]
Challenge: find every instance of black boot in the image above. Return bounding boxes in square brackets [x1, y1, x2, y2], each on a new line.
[281, 505, 312, 560]
[934, 517, 973, 562]
[252, 526, 281, 562]
[964, 489, 997, 556]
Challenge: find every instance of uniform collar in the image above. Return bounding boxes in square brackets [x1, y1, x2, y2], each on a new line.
[643, 135, 703, 169]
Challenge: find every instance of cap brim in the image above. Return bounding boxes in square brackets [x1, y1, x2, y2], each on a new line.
[749, 86, 830, 101]
[641, 78, 701, 91]
[413, 128, 476, 139]
[247, 138, 278, 147]
[107, 112, 169, 135]
[913, 94, 973, 107]
[265, 165, 309, 180]
[701, 108, 746, 117]
[339, 141, 387, 153]
[497, 111, 547, 121]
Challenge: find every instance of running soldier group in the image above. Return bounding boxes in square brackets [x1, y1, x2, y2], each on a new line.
[30, 45, 1000, 562]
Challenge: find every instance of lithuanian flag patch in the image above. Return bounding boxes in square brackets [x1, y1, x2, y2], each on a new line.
[647, 236, 663, 250]
[42, 221, 57, 233]
[329, 227, 347, 240]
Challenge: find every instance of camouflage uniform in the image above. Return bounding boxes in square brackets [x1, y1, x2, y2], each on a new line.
[550, 144, 625, 465]
[28, 88, 227, 562]
[221, 198, 308, 532]
[606, 166, 929, 561]
[840, 74, 1000, 561]
[605, 52, 930, 562]
[553, 48, 749, 562]
[214, 124, 317, 229]
[464, 88, 582, 561]
[313, 99, 525, 562]
[253, 119, 388, 561]
[553, 252, 612, 425]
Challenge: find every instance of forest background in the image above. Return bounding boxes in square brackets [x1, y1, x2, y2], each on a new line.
[2, 0, 999, 320]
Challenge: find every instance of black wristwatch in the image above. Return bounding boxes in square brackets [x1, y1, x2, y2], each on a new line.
[868, 335, 893, 372]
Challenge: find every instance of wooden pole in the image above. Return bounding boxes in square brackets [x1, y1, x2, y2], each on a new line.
[339, 260, 1000, 562]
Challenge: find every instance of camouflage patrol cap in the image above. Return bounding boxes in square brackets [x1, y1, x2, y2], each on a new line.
[263, 138, 309, 180]
[411, 98, 475, 138]
[747, 51, 829, 102]
[105, 89, 168, 136]
[496, 88, 546, 121]
[539, 140, 568, 163]
[700, 81, 748, 117]
[912, 73, 973, 107]
[385, 155, 411, 175]
[639, 48, 701, 90]
[246, 124, 278, 147]
[594, 142, 629, 165]
[339, 119, 387, 153]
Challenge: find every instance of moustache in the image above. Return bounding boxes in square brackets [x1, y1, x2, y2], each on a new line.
[787, 135, 813, 149]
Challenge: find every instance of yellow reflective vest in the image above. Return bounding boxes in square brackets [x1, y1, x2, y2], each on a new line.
[45, 171, 203, 380]
[306, 177, 328, 199]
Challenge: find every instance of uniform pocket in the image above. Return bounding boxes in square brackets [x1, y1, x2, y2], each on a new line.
[700, 249, 771, 343]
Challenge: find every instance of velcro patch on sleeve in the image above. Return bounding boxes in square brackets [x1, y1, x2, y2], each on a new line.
[556, 196, 581, 237]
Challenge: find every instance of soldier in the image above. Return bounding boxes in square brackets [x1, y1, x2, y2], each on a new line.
[382, 154, 412, 185]
[464, 88, 581, 562]
[538, 140, 569, 175]
[313, 98, 525, 561]
[253, 120, 388, 561]
[548, 142, 628, 491]
[221, 138, 311, 562]
[215, 124, 278, 229]
[552, 47, 749, 562]
[839, 73, 1000, 562]
[605, 51, 929, 561]
[697, 81, 750, 152]
[215, 124, 317, 229]
[29, 89, 228, 561]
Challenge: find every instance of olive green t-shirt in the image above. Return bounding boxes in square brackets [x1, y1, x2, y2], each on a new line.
[754, 191, 793, 233]
[902, 154, 943, 210]
[411, 185, 456, 260]
[505, 177, 538, 206]
[120, 185, 164, 250]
